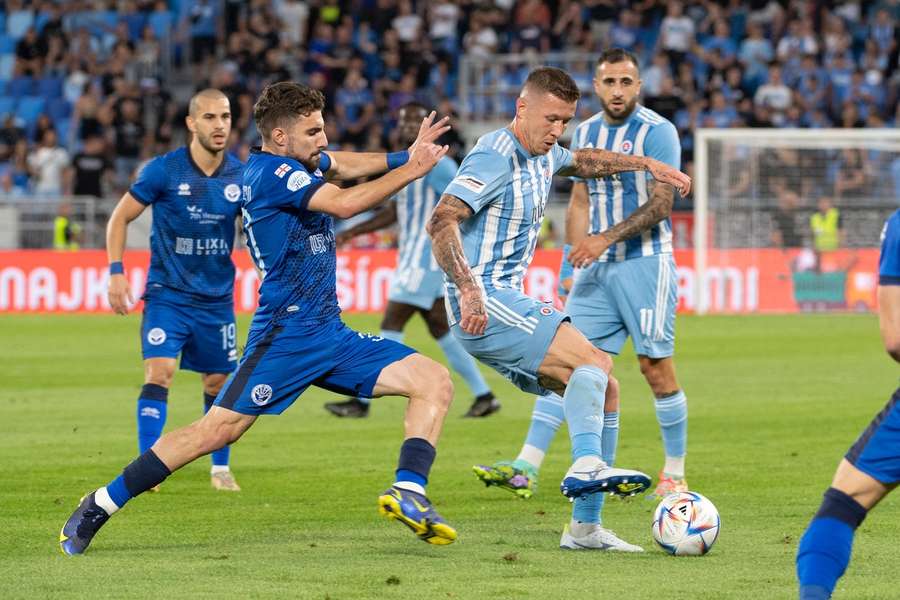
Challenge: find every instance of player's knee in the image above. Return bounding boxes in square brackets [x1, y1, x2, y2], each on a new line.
[203, 374, 228, 396]
[145, 369, 174, 388]
[417, 359, 453, 408]
[423, 312, 450, 339]
[582, 346, 613, 374]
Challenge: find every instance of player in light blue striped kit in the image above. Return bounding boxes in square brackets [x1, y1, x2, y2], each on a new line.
[474, 51, 692, 548]
[428, 67, 691, 550]
[324, 103, 499, 419]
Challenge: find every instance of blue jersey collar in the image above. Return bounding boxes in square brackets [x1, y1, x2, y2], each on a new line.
[186, 145, 226, 178]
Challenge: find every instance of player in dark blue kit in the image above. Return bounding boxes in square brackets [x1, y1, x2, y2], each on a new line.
[61, 82, 458, 554]
[796, 208, 900, 599]
[104, 89, 243, 492]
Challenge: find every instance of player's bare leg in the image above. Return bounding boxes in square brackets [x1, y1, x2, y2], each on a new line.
[203, 372, 241, 491]
[324, 302, 417, 418]
[639, 355, 689, 497]
[372, 353, 458, 544]
[60, 408, 256, 555]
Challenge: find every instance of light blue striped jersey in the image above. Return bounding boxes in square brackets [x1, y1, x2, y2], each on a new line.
[442, 127, 574, 319]
[394, 155, 457, 276]
[570, 104, 681, 262]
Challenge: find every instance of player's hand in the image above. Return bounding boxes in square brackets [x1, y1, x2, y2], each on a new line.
[408, 111, 451, 155]
[108, 273, 134, 315]
[646, 158, 692, 196]
[569, 235, 611, 268]
[407, 142, 449, 178]
[459, 287, 488, 335]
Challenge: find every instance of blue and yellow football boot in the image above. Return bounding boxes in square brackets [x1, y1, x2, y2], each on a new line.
[378, 486, 457, 545]
[560, 456, 651, 499]
[59, 492, 111, 555]
[472, 460, 538, 499]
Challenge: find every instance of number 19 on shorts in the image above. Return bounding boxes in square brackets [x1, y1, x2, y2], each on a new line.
[220, 323, 236, 350]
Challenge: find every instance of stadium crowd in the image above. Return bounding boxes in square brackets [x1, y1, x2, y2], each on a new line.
[0, 0, 895, 209]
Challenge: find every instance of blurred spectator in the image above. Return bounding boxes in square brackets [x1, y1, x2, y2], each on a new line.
[659, 2, 696, 70]
[463, 11, 499, 59]
[110, 98, 145, 190]
[66, 135, 112, 199]
[0, 139, 31, 196]
[771, 188, 802, 248]
[754, 63, 792, 125]
[335, 69, 376, 146]
[392, 0, 422, 44]
[0, 115, 26, 161]
[189, 0, 219, 72]
[15, 27, 47, 76]
[833, 149, 869, 200]
[810, 197, 844, 253]
[27, 128, 69, 197]
[53, 201, 81, 251]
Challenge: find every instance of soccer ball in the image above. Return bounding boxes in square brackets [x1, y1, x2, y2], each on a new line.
[651, 491, 720, 556]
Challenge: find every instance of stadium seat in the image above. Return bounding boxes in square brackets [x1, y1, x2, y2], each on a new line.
[36, 76, 64, 99]
[7, 76, 34, 98]
[47, 98, 71, 122]
[0, 34, 16, 54]
[15, 95, 45, 125]
[0, 95, 16, 118]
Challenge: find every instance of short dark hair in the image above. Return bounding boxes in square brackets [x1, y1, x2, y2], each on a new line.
[523, 67, 580, 103]
[398, 101, 429, 116]
[596, 48, 640, 72]
[253, 81, 325, 139]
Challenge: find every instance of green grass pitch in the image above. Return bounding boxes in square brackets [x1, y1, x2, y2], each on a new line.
[1, 313, 897, 599]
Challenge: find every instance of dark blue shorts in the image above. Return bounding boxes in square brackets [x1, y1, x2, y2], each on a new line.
[141, 298, 237, 373]
[845, 387, 900, 485]
[214, 317, 416, 415]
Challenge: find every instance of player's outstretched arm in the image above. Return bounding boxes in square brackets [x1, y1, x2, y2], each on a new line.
[568, 181, 675, 267]
[307, 142, 448, 219]
[335, 203, 398, 246]
[427, 194, 486, 335]
[106, 192, 147, 315]
[557, 148, 691, 196]
[878, 285, 900, 363]
[324, 112, 450, 180]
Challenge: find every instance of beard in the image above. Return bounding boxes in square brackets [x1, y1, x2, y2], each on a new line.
[599, 95, 638, 120]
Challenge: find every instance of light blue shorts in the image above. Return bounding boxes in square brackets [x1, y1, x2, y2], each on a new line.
[388, 265, 445, 310]
[565, 254, 677, 358]
[450, 288, 569, 395]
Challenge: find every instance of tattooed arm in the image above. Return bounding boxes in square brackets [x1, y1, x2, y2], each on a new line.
[427, 194, 487, 335]
[568, 180, 676, 267]
[557, 148, 691, 196]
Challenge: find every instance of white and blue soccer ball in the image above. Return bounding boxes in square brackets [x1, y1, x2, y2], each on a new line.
[651, 491, 720, 556]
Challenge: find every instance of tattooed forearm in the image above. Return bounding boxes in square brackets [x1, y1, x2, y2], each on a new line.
[598, 181, 674, 245]
[557, 148, 650, 179]
[428, 194, 478, 291]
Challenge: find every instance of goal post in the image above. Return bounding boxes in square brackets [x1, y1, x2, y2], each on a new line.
[692, 128, 900, 315]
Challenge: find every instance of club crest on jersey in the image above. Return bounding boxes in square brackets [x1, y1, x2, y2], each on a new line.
[274, 163, 292, 178]
[540, 306, 554, 316]
[251, 384, 273, 406]
[178, 182, 191, 196]
[147, 327, 167, 345]
[287, 170, 311, 192]
[224, 183, 241, 202]
[620, 140, 633, 154]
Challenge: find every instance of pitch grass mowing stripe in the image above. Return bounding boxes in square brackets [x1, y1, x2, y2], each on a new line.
[0, 313, 897, 599]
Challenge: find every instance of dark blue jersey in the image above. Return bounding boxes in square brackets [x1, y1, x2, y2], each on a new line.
[241, 148, 340, 329]
[129, 147, 244, 303]
[879, 209, 900, 286]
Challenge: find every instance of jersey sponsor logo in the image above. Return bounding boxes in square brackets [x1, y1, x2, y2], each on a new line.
[186, 205, 227, 224]
[187, 205, 202, 220]
[251, 384, 273, 406]
[287, 170, 311, 192]
[621, 140, 633, 154]
[274, 163, 292, 178]
[178, 182, 191, 196]
[175, 237, 194, 254]
[224, 183, 241, 203]
[452, 175, 486, 193]
[147, 327, 167, 345]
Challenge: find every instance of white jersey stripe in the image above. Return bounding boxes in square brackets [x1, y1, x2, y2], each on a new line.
[633, 123, 654, 257]
[487, 296, 538, 327]
[610, 126, 629, 262]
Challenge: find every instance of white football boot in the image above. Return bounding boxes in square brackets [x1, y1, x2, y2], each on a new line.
[560, 455, 651, 499]
[559, 523, 644, 552]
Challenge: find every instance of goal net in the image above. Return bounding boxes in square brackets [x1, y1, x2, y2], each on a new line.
[692, 128, 900, 314]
